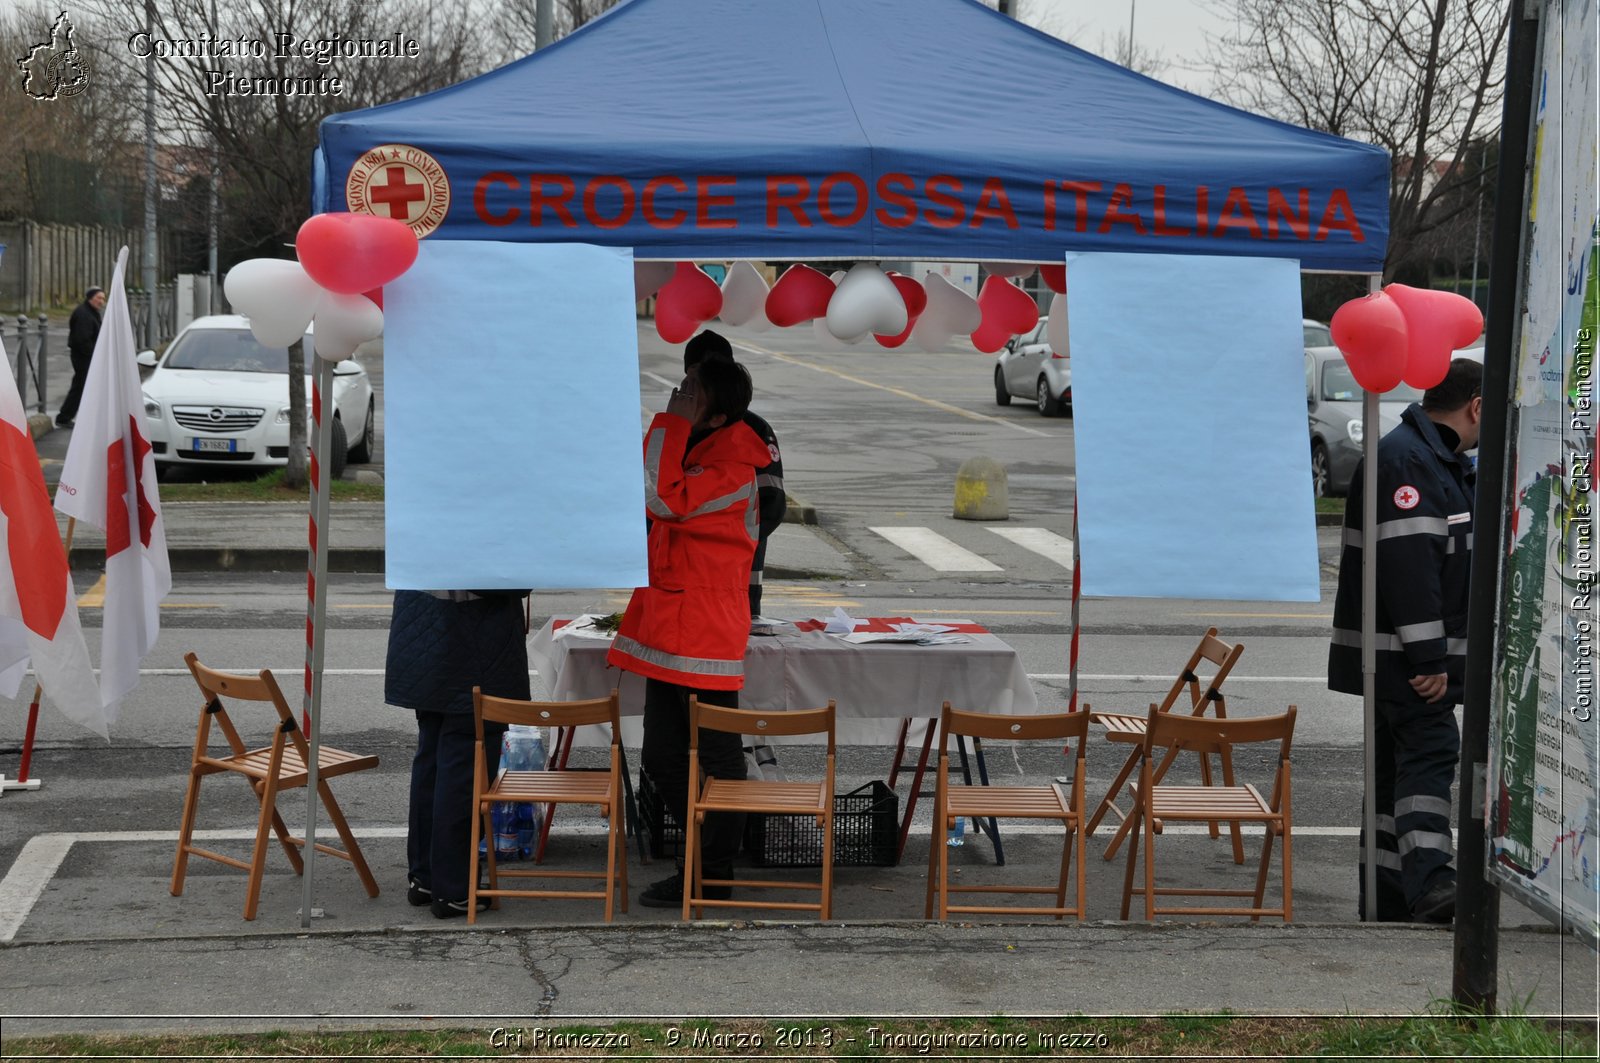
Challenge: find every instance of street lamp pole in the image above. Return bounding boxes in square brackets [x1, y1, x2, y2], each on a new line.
[536, 0, 553, 48]
[142, 0, 157, 345]
[1127, 1, 1137, 65]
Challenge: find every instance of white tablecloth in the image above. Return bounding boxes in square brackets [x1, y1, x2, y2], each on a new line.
[527, 617, 1041, 745]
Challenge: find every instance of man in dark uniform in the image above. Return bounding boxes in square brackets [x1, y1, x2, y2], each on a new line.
[683, 329, 785, 616]
[1329, 357, 1482, 924]
[57, 286, 105, 427]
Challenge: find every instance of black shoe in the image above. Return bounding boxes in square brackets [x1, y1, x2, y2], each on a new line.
[638, 870, 733, 908]
[1411, 881, 1456, 924]
[406, 879, 431, 907]
[54, 417, 73, 428]
[430, 896, 491, 919]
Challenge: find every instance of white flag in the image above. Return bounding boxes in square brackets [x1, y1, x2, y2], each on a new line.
[55, 246, 170, 716]
[0, 348, 105, 735]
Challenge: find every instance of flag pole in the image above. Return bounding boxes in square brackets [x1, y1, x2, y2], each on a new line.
[2, 517, 80, 796]
[298, 353, 336, 928]
[1361, 273, 1381, 923]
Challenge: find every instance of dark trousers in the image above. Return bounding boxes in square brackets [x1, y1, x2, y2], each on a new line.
[642, 677, 745, 872]
[1359, 697, 1459, 919]
[57, 349, 92, 423]
[407, 710, 506, 902]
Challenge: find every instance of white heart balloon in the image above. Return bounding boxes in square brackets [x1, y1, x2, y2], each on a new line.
[719, 261, 770, 326]
[223, 258, 324, 348]
[633, 261, 675, 302]
[826, 263, 906, 341]
[986, 261, 1037, 279]
[1046, 291, 1069, 362]
[312, 293, 384, 362]
[910, 315, 954, 353]
[921, 273, 981, 334]
[812, 314, 862, 348]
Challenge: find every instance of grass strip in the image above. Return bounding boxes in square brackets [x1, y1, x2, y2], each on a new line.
[157, 469, 384, 503]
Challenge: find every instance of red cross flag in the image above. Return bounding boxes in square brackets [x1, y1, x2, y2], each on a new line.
[55, 247, 170, 720]
[0, 343, 104, 735]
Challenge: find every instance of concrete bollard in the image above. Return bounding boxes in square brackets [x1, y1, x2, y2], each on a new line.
[953, 456, 1009, 520]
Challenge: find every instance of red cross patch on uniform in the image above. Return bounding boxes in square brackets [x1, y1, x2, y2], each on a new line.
[1393, 485, 1421, 510]
[768, 443, 781, 463]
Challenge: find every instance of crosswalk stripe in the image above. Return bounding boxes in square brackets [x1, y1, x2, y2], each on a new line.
[870, 527, 1002, 572]
[986, 527, 1075, 570]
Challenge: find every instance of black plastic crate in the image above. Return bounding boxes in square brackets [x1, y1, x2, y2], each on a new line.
[747, 781, 899, 868]
[637, 769, 685, 861]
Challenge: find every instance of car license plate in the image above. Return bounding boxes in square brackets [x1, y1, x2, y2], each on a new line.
[191, 437, 237, 453]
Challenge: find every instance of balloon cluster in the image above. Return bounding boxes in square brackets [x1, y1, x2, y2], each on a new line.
[223, 213, 420, 362]
[1330, 285, 1483, 393]
[639, 260, 1062, 353]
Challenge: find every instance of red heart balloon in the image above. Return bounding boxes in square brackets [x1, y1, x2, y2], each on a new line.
[363, 287, 383, 310]
[655, 262, 723, 344]
[1330, 291, 1409, 393]
[874, 272, 928, 347]
[970, 276, 1040, 354]
[1039, 264, 1066, 294]
[1385, 284, 1485, 390]
[296, 213, 419, 295]
[764, 264, 835, 327]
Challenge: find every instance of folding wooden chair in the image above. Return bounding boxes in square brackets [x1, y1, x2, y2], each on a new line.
[1085, 627, 1245, 862]
[468, 689, 628, 923]
[1120, 705, 1296, 922]
[924, 702, 1090, 921]
[171, 652, 380, 921]
[684, 698, 836, 921]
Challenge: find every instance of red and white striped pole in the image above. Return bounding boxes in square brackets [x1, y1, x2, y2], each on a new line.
[298, 352, 336, 927]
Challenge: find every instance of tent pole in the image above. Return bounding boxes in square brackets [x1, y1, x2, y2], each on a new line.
[299, 355, 336, 929]
[1361, 274, 1381, 925]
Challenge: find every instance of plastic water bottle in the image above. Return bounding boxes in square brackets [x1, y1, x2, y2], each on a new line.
[947, 816, 966, 847]
[509, 726, 546, 858]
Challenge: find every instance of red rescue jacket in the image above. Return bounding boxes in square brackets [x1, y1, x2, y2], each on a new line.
[607, 412, 769, 689]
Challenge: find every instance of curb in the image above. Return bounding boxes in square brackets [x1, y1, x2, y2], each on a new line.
[783, 493, 818, 526]
[1315, 512, 1344, 527]
[69, 546, 385, 573]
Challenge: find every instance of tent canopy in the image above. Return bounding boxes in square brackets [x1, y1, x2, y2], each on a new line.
[316, 0, 1389, 271]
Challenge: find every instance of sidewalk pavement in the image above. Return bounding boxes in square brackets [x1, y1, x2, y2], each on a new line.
[58, 501, 856, 578]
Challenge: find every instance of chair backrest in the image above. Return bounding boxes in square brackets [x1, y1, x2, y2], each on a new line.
[472, 688, 620, 744]
[940, 702, 1090, 756]
[1157, 627, 1243, 715]
[689, 699, 836, 748]
[1144, 705, 1296, 763]
[184, 651, 300, 755]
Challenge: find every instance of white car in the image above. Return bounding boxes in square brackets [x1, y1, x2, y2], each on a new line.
[995, 315, 1071, 416]
[138, 315, 376, 480]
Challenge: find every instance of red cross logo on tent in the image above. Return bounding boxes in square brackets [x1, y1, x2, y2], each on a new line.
[1393, 485, 1420, 510]
[345, 144, 451, 238]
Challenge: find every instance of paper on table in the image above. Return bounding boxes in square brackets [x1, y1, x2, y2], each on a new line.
[555, 614, 618, 640]
[823, 607, 862, 634]
[838, 631, 972, 645]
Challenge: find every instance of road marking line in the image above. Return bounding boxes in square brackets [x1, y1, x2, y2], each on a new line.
[1175, 611, 1333, 620]
[986, 527, 1075, 570]
[870, 527, 1003, 572]
[0, 835, 73, 944]
[75, 574, 106, 608]
[733, 341, 1051, 438]
[1032, 674, 1327, 683]
[641, 370, 679, 390]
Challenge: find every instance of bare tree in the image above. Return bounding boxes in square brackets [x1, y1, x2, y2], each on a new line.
[1201, 0, 1508, 280]
[491, 0, 623, 59]
[82, 0, 492, 487]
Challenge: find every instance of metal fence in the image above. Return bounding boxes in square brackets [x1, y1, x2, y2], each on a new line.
[3, 314, 51, 416]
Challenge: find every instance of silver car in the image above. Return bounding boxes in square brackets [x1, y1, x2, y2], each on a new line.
[994, 316, 1071, 416]
[1305, 346, 1420, 497]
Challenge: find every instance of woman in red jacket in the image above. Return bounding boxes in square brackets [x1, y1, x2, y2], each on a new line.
[608, 354, 770, 908]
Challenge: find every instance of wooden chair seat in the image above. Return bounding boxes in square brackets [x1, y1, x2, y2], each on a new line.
[1085, 628, 1246, 864]
[926, 704, 1090, 922]
[948, 783, 1072, 820]
[469, 690, 627, 923]
[198, 745, 378, 784]
[685, 699, 836, 921]
[171, 652, 380, 922]
[1121, 707, 1296, 923]
[697, 778, 827, 816]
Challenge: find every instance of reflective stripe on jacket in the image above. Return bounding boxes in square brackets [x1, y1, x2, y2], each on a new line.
[1328, 404, 1475, 705]
[608, 412, 770, 690]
